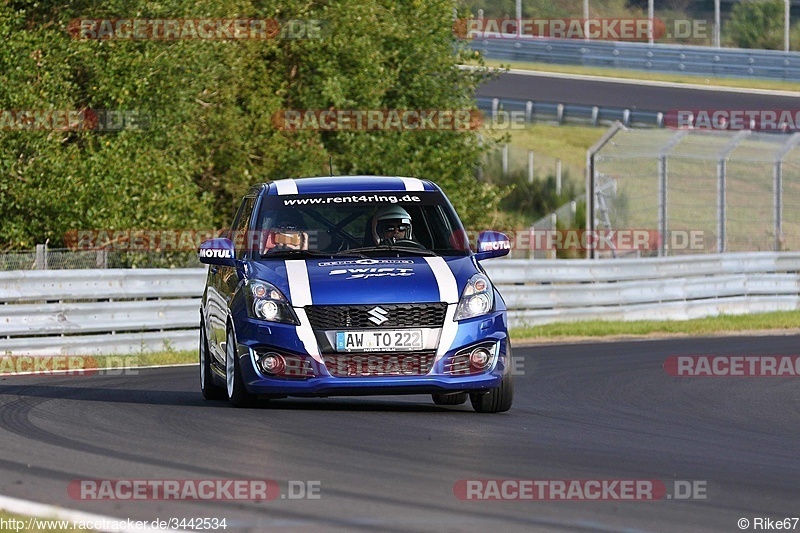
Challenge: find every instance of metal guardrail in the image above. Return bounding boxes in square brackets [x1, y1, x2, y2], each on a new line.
[476, 96, 663, 128]
[488, 252, 800, 326]
[470, 37, 800, 81]
[2, 252, 799, 354]
[0, 269, 207, 355]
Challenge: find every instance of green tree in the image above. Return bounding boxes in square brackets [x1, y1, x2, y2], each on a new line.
[0, 0, 500, 250]
[726, 0, 787, 50]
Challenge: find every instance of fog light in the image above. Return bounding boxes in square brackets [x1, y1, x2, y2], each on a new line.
[259, 353, 285, 375]
[469, 347, 492, 370]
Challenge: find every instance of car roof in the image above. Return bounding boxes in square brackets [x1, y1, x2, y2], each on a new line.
[261, 176, 439, 196]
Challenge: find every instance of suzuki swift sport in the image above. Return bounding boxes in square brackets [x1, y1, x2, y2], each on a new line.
[198, 176, 513, 412]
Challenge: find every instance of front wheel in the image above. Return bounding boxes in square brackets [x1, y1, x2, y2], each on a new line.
[226, 326, 257, 408]
[470, 371, 513, 413]
[471, 344, 514, 414]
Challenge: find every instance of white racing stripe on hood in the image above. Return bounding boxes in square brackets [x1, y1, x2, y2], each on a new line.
[274, 178, 298, 195]
[424, 256, 459, 359]
[399, 177, 424, 191]
[285, 260, 323, 363]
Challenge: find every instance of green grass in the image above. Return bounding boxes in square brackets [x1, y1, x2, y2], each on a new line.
[0, 350, 196, 375]
[512, 310, 800, 341]
[483, 123, 604, 182]
[479, 59, 800, 93]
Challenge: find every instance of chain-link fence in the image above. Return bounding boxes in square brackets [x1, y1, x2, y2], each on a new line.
[0, 244, 202, 271]
[591, 128, 800, 257]
[479, 142, 566, 187]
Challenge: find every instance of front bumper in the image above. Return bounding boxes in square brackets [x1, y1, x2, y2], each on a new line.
[233, 311, 509, 398]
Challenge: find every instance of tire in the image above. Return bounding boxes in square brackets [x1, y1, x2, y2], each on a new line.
[470, 371, 513, 413]
[226, 326, 257, 408]
[470, 344, 514, 413]
[200, 320, 226, 400]
[432, 392, 468, 405]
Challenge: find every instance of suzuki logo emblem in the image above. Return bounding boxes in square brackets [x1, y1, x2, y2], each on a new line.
[367, 306, 389, 326]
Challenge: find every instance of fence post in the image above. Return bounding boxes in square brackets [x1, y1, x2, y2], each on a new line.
[658, 155, 668, 257]
[773, 133, 800, 251]
[35, 244, 47, 270]
[717, 131, 751, 253]
[527, 150, 534, 183]
[556, 159, 562, 195]
[502, 144, 509, 177]
[657, 130, 689, 257]
[96, 249, 108, 268]
[586, 121, 626, 259]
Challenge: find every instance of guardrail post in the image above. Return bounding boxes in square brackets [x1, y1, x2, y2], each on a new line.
[591, 106, 599, 127]
[556, 104, 564, 125]
[525, 101, 533, 124]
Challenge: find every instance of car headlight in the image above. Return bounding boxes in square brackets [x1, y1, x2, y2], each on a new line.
[245, 280, 298, 325]
[454, 274, 494, 321]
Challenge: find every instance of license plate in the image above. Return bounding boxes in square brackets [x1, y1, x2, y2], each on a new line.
[335, 330, 423, 352]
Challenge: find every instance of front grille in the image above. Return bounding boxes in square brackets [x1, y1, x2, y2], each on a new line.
[325, 352, 435, 377]
[444, 352, 473, 375]
[305, 303, 447, 329]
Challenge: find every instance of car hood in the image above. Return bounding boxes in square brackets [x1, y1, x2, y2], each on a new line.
[247, 256, 480, 306]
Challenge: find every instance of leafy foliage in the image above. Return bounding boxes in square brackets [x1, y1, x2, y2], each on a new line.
[725, 0, 798, 50]
[0, 0, 500, 250]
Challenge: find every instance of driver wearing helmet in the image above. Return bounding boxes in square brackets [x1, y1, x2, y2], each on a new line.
[371, 205, 413, 245]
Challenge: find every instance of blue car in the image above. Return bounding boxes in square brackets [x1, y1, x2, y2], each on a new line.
[198, 176, 513, 412]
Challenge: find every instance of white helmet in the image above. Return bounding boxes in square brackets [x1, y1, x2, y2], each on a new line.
[371, 205, 412, 244]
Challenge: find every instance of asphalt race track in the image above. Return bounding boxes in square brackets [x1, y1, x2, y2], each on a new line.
[1, 335, 798, 532]
[476, 71, 800, 113]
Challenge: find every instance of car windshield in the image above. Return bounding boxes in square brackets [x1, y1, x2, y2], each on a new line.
[252, 191, 470, 259]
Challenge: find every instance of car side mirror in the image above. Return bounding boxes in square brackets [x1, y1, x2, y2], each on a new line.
[474, 231, 511, 261]
[198, 238, 237, 267]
